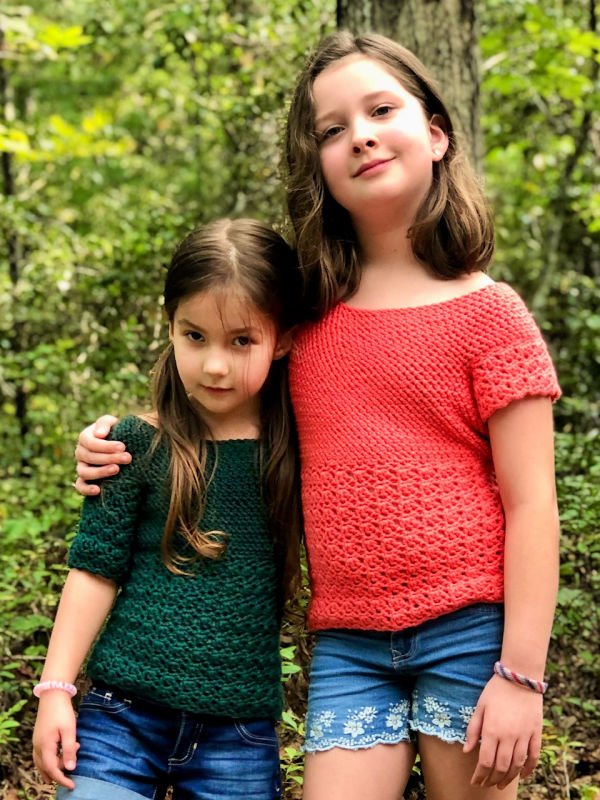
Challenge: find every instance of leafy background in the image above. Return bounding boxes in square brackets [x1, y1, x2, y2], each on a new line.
[1, 1, 598, 798]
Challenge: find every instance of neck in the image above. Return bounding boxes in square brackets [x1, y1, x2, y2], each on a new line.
[208, 422, 261, 441]
[192, 402, 261, 441]
[354, 216, 427, 277]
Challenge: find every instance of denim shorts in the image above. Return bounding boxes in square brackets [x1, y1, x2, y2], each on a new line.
[56, 685, 281, 800]
[304, 603, 503, 752]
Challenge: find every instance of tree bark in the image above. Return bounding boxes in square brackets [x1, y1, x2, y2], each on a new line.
[336, 0, 482, 170]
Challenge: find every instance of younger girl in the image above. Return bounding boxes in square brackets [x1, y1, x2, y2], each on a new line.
[74, 32, 561, 800]
[33, 218, 302, 800]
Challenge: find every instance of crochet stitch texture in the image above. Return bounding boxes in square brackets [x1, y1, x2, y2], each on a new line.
[68, 416, 282, 718]
[289, 282, 560, 632]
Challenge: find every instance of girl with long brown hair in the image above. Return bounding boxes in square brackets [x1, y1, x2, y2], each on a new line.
[284, 32, 559, 800]
[33, 218, 302, 800]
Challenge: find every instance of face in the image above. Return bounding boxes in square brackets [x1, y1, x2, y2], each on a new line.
[312, 55, 448, 224]
[169, 290, 289, 435]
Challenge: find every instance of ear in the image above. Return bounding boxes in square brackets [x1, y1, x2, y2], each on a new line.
[168, 320, 174, 342]
[429, 113, 449, 161]
[273, 330, 293, 360]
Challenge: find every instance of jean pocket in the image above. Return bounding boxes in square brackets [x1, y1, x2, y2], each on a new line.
[79, 686, 133, 715]
[234, 719, 279, 747]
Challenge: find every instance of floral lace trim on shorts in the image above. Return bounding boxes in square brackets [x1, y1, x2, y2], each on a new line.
[304, 694, 477, 752]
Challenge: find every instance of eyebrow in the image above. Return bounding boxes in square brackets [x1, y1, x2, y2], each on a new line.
[176, 318, 262, 336]
[314, 90, 401, 129]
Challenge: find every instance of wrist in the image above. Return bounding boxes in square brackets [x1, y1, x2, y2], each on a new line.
[33, 680, 77, 699]
[499, 645, 548, 681]
[493, 661, 548, 694]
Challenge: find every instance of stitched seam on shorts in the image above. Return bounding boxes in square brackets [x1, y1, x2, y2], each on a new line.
[234, 721, 278, 746]
[390, 631, 417, 665]
[167, 716, 201, 766]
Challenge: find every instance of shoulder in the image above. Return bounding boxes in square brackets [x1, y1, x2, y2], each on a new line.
[480, 282, 539, 337]
[435, 270, 494, 303]
[109, 414, 159, 457]
[458, 281, 539, 334]
[444, 281, 557, 379]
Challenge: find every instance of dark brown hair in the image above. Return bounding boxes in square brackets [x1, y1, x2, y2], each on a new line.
[151, 218, 302, 602]
[285, 31, 495, 318]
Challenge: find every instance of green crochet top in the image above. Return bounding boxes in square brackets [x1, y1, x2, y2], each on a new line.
[68, 415, 282, 719]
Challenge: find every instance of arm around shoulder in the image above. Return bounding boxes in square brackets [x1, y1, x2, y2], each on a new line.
[74, 413, 130, 494]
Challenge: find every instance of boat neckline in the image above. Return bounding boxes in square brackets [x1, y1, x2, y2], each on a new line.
[339, 280, 505, 313]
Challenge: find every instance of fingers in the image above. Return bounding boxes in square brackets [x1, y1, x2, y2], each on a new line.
[60, 732, 79, 772]
[34, 740, 77, 790]
[73, 476, 101, 496]
[93, 414, 120, 437]
[48, 760, 76, 790]
[73, 418, 131, 494]
[466, 702, 527, 788]
[470, 734, 498, 786]
[75, 441, 130, 466]
[73, 457, 130, 495]
[75, 460, 124, 480]
[492, 739, 528, 789]
[463, 706, 483, 754]
[472, 734, 537, 788]
[520, 729, 541, 778]
[75, 439, 129, 462]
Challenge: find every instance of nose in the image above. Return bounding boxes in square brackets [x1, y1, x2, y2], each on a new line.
[351, 119, 378, 154]
[203, 348, 229, 378]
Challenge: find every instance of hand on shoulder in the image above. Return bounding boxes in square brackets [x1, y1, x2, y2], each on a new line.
[74, 414, 129, 496]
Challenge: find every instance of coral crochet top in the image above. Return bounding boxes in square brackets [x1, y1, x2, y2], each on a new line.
[289, 282, 560, 631]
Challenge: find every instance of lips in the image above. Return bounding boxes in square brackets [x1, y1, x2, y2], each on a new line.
[354, 158, 394, 177]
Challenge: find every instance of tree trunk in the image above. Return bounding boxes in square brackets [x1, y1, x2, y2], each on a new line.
[336, 0, 482, 170]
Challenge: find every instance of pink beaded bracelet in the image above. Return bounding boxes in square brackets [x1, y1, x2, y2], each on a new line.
[33, 681, 77, 698]
[493, 661, 548, 694]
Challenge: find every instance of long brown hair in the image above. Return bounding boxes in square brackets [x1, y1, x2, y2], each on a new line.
[151, 218, 302, 602]
[285, 31, 495, 319]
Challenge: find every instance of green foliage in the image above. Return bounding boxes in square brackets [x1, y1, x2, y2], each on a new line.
[1, 0, 598, 797]
[480, 0, 599, 429]
[553, 431, 600, 694]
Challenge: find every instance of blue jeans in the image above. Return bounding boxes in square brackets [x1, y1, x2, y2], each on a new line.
[56, 685, 281, 800]
[305, 603, 504, 751]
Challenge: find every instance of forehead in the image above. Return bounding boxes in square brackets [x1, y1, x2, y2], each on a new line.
[175, 289, 271, 330]
[313, 54, 410, 108]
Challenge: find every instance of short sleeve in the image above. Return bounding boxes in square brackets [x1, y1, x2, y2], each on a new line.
[68, 416, 155, 584]
[472, 337, 561, 423]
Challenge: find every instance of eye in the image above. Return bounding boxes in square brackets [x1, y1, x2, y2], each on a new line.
[318, 124, 344, 143]
[232, 335, 252, 347]
[185, 331, 204, 342]
[373, 104, 393, 117]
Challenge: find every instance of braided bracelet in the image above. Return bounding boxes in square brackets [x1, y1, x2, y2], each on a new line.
[33, 681, 77, 698]
[493, 661, 548, 694]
